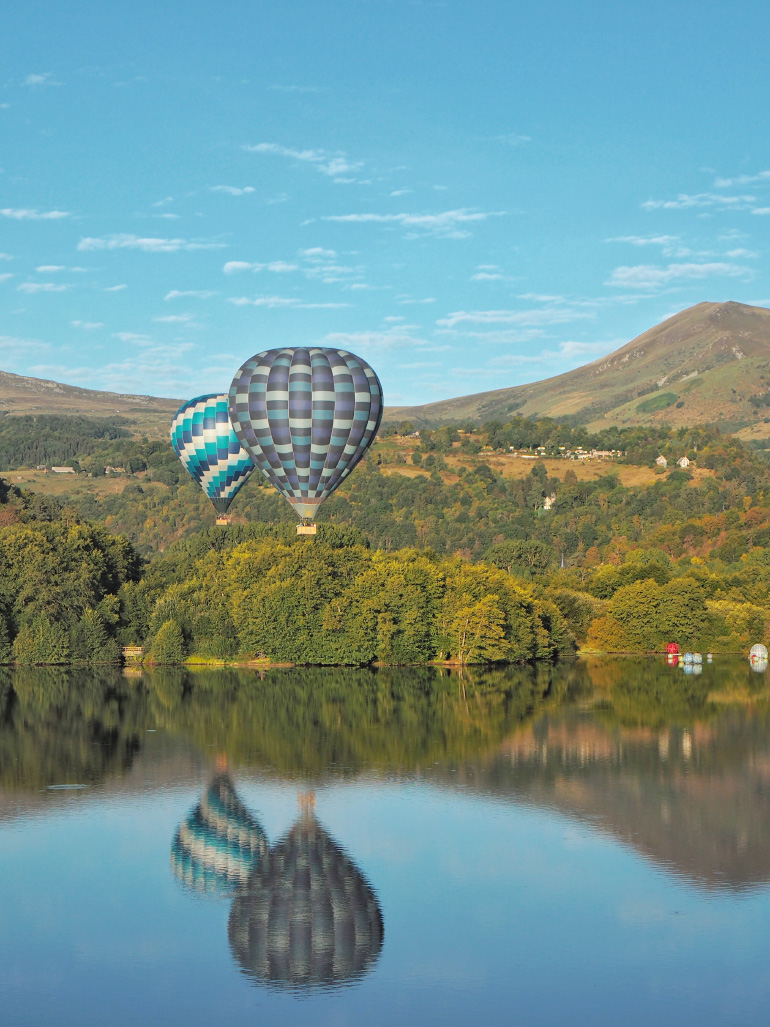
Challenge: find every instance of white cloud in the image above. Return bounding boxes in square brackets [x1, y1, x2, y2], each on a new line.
[27, 344, 207, 397]
[17, 281, 68, 293]
[71, 320, 104, 329]
[1, 208, 70, 220]
[641, 193, 756, 211]
[0, 253, 13, 260]
[104, 284, 128, 291]
[227, 295, 349, 309]
[244, 142, 364, 181]
[268, 84, 324, 94]
[396, 296, 436, 305]
[607, 235, 680, 246]
[23, 72, 61, 86]
[715, 170, 770, 187]
[496, 133, 532, 146]
[301, 247, 337, 259]
[471, 271, 505, 281]
[448, 328, 546, 344]
[0, 335, 50, 367]
[164, 289, 218, 300]
[152, 197, 174, 208]
[437, 306, 593, 329]
[210, 185, 256, 195]
[223, 250, 362, 285]
[153, 314, 201, 326]
[113, 332, 152, 343]
[0, 273, 13, 283]
[35, 264, 87, 273]
[223, 260, 299, 274]
[725, 248, 760, 258]
[321, 327, 432, 351]
[753, 207, 770, 216]
[606, 261, 752, 288]
[323, 208, 505, 239]
[78, 234, 226, 252]
[390, 189, 412, 197]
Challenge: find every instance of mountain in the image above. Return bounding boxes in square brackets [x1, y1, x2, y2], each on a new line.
[0, 369, 180, 433]
[387, 301, 770, 430]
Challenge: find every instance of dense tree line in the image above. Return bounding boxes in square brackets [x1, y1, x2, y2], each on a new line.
[0, 486, 140, 665]
[2, 412, 770, 662]
[131, 531, 575, 665]
[0, 414, 131, 471]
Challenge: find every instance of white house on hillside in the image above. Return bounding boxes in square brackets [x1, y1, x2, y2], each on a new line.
[677, 456, 690, 469]
[655, 455, 668, 468]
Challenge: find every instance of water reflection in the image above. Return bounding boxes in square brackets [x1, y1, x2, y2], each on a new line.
[3, 659, 770, 896]
[229, 792, 384, 992]
[170, 764, 268, 896]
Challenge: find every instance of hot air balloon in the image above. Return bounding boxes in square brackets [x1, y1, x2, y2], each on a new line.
[229, 348, 383, 533]
[170, 393, 254, 525]
[170, 770, 268, 896]
[228, 794, 384, 991]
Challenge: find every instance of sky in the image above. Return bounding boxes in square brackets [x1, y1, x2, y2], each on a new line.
[1, 0, 770, 407]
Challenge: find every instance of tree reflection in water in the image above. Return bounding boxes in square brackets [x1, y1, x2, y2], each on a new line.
[228, 792, 384, 992]
[3, 659, 770, 897]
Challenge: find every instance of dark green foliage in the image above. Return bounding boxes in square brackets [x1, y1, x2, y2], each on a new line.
[0, 616, 11, 664]
[12, 616, 70, 665]
[636, 392, 678, 414]
[149, 620, 186, 664]
[0, 499, 141, 665]
[0, 415, 131, 471]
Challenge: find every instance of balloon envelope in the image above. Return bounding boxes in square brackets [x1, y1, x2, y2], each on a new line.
[229, 347, 383, 520]
[171, 771, 268, 896]
[170, 394, 254, 514]
[228, 812, 384, 990]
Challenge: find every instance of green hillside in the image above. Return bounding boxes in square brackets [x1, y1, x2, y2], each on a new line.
[0, 370, 179, 437]
[387, 301, 770, 432]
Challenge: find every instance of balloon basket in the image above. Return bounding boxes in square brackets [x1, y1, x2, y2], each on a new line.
[216, 515, 232, 526]
[297, 524, 317, 535]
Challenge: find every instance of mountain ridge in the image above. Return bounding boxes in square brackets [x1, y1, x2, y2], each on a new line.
[386, 300, 770, 430]
[0, 369, 180, 434]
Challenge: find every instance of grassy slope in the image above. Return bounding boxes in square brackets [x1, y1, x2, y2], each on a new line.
[387, 301, 770, 430]
[0, 370, 179, 437]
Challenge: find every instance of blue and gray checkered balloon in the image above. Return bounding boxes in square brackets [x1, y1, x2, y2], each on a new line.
[229, 348, 383, 521]
[170, 393, 254, 515]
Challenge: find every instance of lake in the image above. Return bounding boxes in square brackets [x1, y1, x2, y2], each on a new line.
[2, 658, 770, 1025]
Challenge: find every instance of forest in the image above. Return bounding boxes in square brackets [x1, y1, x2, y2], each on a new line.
[1, 412, 770, 664]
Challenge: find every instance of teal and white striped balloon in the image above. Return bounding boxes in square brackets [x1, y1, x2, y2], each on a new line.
[170, 393, 254, 515]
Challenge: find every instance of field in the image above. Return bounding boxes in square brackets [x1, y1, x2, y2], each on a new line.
[375, 437, 715, 488]
[4, 469, 165, 498]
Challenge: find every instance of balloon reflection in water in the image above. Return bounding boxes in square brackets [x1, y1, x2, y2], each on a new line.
[171, 771, 268, 896]
[229, 793, 384, 991]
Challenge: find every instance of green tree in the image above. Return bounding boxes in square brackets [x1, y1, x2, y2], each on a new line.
[149, 619, 186, 664]
[0, 615, 11, 664]
[452, 595, 508, 663]
[12, 616, 71, 665]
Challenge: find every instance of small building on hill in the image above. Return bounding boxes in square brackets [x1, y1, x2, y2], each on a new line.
[655, 455, 668, 468]
[51, 466, 76, 474]
[677, 456, 691, 469]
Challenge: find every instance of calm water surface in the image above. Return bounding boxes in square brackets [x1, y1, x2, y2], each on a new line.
[2, 658, 770, 1025]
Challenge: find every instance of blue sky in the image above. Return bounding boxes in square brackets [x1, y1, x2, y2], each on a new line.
[1, 0, 769, 406]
